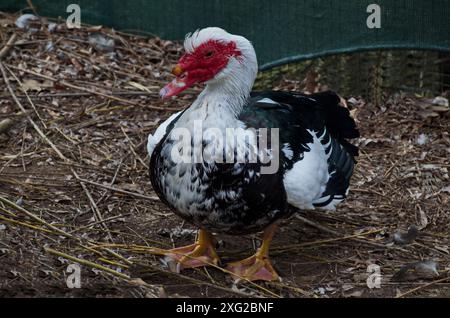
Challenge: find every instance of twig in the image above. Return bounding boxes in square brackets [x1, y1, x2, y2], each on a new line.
[92, 158, 123, 207]
[129, 261, 272, 298]
[44, 246, 130, 280]
[295, 214, 412, 254]
[0, 195, 73, 239]
[395, 275, 450, 298]
[0, 62, 66, 160]
[74, 176, 160, 201]
[69, 213, 129, 234]
[6, 65, 48, 129]
[120, 125, 147, 169]
[1, 61, 112, 241]
[99, 244, 281, 297]
[71, 167, 114, 241]
[0, 33, 18, 59]
[274, 229, 383, 252]
[0, 91, 160, 99]
[26, 0, 39, 17]
[4, 64, 166, 110]
[295, 214, 341, 236]
[0, 214, 54, 234]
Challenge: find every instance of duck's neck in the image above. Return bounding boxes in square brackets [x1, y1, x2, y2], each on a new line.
[191, 66, 256, 125]
[201, 78, 252, 118]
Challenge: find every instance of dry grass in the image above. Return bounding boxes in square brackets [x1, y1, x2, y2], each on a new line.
[0, 12, 449, 298]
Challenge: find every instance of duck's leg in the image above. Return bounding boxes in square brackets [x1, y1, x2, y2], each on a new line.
[226, 224, 280, 283]
[163, 229, 220, 272]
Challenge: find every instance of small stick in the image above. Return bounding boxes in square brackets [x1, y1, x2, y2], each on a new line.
[4, 64, 166, 110]
[71, 167, 114, 241]
[0, 195, 73, 239]
[74, 176, 160, 201]
[295, 214, 410, 253]
[275, 229, 383, 252]
[295, 214, 341, 236]
[44, 246, 130, 280]
[91, 243, 280, 298]
[26, 0, 39, 17]
[395, 275, 450, 298]
[0, 214, 54, 234]
[0, 91, 160, 99]
[130, 260, 275, 298]
[1, 61, 112, 240]
[6, 65, 48, 129]
[91, 158, 123, 208]
[0, 33, 18, 59]
[120, 125, 147, 169]
[69, 213, 129, 234]
[0, 62, 66, 160]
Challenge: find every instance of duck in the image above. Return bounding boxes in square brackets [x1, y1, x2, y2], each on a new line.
[147, 27, 359, 282]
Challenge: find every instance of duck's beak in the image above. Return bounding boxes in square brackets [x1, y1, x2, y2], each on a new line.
[160, 64, 195, 99]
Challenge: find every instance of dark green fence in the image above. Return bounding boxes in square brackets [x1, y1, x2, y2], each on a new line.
[2, 0, 450, 70]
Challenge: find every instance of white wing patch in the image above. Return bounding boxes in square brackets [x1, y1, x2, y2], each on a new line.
[283, 129, 335, 210]
[147, 111, 182, 157]
[282, 143, 294, 160]
[257, 98, 279, 105]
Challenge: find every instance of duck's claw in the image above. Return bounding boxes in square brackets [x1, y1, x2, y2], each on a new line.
[226, 223, 280, 283]
[162, 230, 220, 272]
[227, 254, 279, 283]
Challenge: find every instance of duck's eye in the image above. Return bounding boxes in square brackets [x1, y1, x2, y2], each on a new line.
[205, 50, 214, 58]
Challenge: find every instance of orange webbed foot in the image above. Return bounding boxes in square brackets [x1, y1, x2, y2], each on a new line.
[227, 254, 279, 283]
[162, 230, 220, 272]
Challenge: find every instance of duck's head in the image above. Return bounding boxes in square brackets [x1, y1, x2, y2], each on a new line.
[160, 27, 258, 99]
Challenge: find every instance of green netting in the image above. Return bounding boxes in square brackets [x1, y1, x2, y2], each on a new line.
[2, 0, 450, 70]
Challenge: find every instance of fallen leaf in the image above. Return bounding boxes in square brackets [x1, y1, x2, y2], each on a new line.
[0, 118, 14, 134]
[392, 260, 439, 281]
[432, 96, 449, 107]
[344, 289, 364, 298]
[22, 79, 53, 92]
[15, 14, 38, 29]
[417, 110, 439, 119]
[392, 225, 419, 245]
[416, 134, 428, 145]
[417, 207, 428, 229]
[70, 58, 84, 72]
[88, 33, 115, 52]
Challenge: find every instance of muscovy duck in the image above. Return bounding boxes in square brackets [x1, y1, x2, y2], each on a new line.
[148, 27, 359, 282]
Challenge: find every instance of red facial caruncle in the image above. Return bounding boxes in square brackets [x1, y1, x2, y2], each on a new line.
[160, 39, 242, 99]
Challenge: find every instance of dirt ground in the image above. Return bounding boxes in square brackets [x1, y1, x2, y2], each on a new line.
[0, 12, 449, 298]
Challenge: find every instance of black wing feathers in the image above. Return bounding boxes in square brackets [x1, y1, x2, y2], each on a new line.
[309, 91, 360, 157]
[247, 90, 359, 208]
